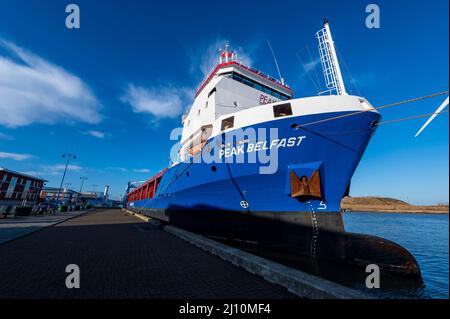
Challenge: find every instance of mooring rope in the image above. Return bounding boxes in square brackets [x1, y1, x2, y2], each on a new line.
[297, 90, 449, 128]
[375, 110, 449, 126]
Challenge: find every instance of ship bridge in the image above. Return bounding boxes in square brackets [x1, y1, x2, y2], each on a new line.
[179, 46, 293, 161]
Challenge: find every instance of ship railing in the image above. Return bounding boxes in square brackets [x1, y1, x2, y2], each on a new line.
[195, 61, 291, 94]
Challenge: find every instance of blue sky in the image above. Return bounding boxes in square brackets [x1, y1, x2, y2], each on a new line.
[0, 0, 448, 204]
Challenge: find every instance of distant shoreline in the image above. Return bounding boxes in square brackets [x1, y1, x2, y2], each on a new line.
[341, 196, 449, 214]
[341, 207, 449, 214]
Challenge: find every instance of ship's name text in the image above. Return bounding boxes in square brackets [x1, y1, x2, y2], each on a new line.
[259, 94, 278, 105]
[219, 136, 306, 158]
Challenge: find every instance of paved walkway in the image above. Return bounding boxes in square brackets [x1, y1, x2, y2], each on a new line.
[0, 209, 295, 299]
[0, 210, 90, 244]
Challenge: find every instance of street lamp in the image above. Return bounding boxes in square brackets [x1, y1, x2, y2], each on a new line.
[55, 153, 76, 207]
[79, 177, 87, 193]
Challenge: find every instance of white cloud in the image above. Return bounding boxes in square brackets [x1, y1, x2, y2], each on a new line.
[0, 39, 102, 128]
[302, 58, 321, 72]
[121, 38, 253, 121]
[0, 132, 14, 140]
[106, 167, 128, 172]
[133, 168, 150, 173]
[0, 151, 33, 161]
[21, 171, 41, 176]
[105, 167, 150, 174]
[121, 84, 192, 119]
[84, 130, 107, 139]
[41, 164, 82, 175]
[197, 38, 253, 78]
[21, 164, 82, 177]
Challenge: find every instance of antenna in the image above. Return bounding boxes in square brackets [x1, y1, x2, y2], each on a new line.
[267, 40, 284, 85]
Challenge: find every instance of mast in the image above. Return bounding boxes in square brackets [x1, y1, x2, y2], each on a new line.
[316, 19, 347, 95]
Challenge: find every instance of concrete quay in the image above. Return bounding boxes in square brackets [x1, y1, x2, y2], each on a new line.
[0, 209, 295, 299]
[0, 208, 370, 299]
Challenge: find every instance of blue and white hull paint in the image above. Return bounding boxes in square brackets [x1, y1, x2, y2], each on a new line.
[127, 100, 421, 278]
[126, 32, 422, 277]
[131, 110, 378, 215]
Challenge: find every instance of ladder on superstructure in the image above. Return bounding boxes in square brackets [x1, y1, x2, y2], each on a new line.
[316, 20, 347, 96]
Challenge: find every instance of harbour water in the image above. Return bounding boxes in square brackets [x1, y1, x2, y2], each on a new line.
[343, 212, 449, 299]
[226, 211, 448, 299]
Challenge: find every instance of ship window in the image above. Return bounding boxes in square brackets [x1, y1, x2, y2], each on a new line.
[201, 124, 213, 142]
[243, 79, 253, 87]
[273, 103, 292, 118]
[230, 71, 291, 100]
[208, 88, 216, 97]
[221, 116, 234, 131]
[205, 101, 208, 108]
[197, 109, 201, 116]
[232, 73, 243, 82]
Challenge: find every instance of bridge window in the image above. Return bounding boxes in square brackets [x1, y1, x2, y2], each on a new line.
[273, 103, 293, 118]
[243, 79, 253, 87]
[230, 72, 290, 100]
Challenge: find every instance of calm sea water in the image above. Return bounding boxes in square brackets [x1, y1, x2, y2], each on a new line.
[343, 212, 449, 299]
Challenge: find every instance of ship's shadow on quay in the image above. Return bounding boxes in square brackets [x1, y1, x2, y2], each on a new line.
[0, 208, 425, 299]
[159, 204, 426, 298]
[138, 204, 424, 285]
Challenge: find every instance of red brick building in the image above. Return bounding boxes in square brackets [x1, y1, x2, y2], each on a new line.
[0, 167, 46, 213]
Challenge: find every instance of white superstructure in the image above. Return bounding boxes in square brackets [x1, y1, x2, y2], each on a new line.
[179, 47, 293, 161]
[177, 21, 375, 163]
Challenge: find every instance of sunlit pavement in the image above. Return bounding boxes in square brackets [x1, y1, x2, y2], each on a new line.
[0, 208, 295, 299]
[0, 210, 90, 244]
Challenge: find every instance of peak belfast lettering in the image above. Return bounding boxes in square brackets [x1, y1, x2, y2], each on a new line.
[219, 136, 306, 159]
[259, 94, 278, 105]
[179, 303, 214, 317]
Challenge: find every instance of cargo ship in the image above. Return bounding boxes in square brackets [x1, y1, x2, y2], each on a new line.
[126, 21, 422, 278]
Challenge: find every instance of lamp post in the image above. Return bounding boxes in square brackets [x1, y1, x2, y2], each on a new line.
[55, 153, 76, 208]
[79, 177, 87, 193]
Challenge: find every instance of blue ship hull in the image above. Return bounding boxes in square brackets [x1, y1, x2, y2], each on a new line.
[129, 110, 379, 214]
[127, 110, 422, 277]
